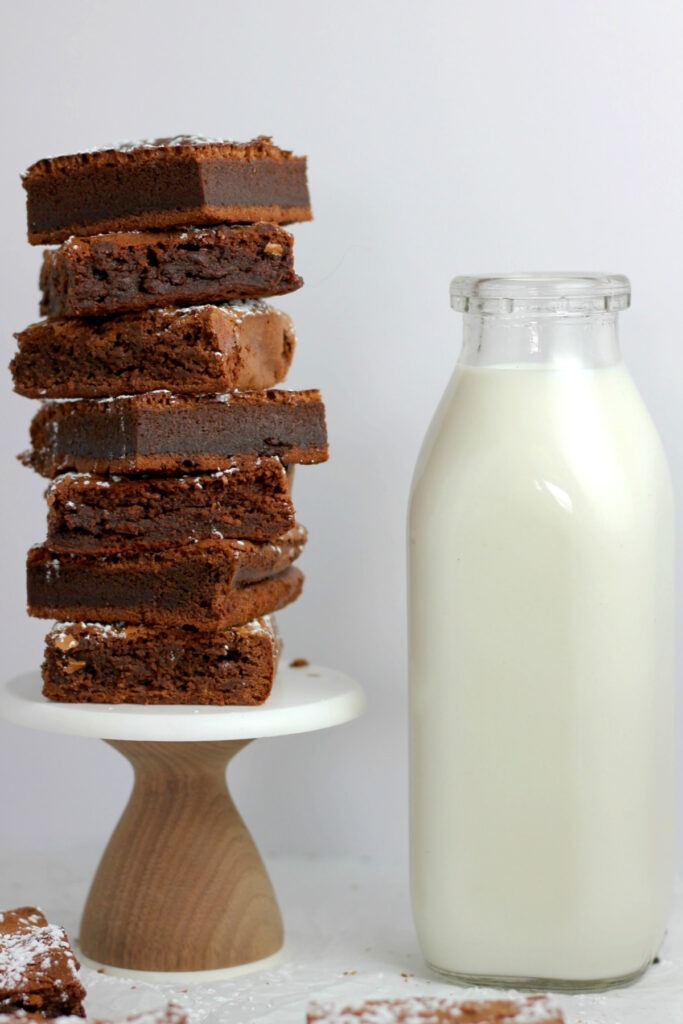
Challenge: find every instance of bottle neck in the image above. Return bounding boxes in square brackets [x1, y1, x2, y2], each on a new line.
[459, 312, 622, 369]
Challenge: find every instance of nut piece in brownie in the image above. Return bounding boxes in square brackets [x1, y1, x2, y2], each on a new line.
[12, 301, 295, 399]
[0, 907, 85, 1018]
[43, 617, 281, 705]
[307, 996, 564, 1024]
[25, 389, 328, 478]
[27, 528, 306, 627]
[23, 135, 311, 244]
[39, 223, 302, 318]
[46, 457, 294, 554]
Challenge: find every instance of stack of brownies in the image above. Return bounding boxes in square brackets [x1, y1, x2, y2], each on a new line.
[12, 135, 327, 704]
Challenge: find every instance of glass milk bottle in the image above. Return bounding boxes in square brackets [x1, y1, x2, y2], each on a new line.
[408, 274, 675, 991]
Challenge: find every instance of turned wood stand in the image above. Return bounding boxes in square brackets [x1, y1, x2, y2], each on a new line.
[1, 665, 364, 980]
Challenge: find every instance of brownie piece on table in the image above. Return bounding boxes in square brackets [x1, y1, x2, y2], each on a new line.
[39, 223, 302, 318]
[23, 135, 311, 243]
[43, 616, 281, 705]
[12, 301, 295, 398]
[307, 996, 564, 1024]
[0, 907, 85, 1018]
[25, 389, 328, 478]
[46, 457, 294, 553]
[28, 529, 306, 627]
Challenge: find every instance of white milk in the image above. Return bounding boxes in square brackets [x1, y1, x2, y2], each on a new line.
[408, 362, 675, 986]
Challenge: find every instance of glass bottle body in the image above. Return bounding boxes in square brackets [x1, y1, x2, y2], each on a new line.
[407, 276, 675, 991]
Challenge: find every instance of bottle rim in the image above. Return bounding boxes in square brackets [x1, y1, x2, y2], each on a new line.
[450, 273, 631, 315]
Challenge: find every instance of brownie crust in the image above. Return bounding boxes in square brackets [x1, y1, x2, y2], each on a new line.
[27, 530, 306, 627]
[0, 907, 85, 1019]
[39, 223, 303, 318]
[24, 135, 311, 244]
[43, 617, 281, 705]
[12, 301, 295, 398]
[46, 457, 294, 553]
[25, 389, 328, 478]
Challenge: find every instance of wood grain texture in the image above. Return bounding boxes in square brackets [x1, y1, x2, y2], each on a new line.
[80, 739, 283, 971]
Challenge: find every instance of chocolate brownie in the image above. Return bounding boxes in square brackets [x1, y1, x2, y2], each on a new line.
[43, 617, 281, 705]
[39, 223, 302, 318]
[25, 389, 328, 478]
[24, 135, 311, 243]
[0, 907, 85, 1018]
[27, 529, 306, 627]
[12, 301, 295, 398]
[307, 997, 564, 1024]
[46, 457, 294, 553]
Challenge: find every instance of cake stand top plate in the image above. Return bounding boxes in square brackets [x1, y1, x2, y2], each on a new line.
[0, 665, 365, 742]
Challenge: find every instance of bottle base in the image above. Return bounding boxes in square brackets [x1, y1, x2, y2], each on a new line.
[426, 959, 651, 994]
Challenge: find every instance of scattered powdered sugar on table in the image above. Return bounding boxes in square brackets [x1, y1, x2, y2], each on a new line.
[307, 996, 562, 1024]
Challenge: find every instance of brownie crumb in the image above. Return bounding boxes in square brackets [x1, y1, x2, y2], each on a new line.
[290, 657, 310, 668]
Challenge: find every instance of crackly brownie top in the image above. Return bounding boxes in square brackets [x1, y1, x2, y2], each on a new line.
[0, 907, 83, 1001]
[24, 136, 302, 180]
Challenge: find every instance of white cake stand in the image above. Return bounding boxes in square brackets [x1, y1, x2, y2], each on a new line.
[0, 665, 365, 980]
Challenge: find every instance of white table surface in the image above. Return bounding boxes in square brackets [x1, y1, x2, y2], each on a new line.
[0, 851, 680, 1023]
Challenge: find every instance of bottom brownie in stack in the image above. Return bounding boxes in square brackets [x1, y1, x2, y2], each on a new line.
[43, 618, 281, 705]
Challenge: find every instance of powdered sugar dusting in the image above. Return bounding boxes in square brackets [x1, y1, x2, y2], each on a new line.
[240, 616, 274, 638]
[112, 135, 227, 151]
[0, 915, 82, 1002]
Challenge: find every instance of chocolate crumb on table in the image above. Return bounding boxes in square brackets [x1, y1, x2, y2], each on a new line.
[290, 657, 310, 667]
[0, 907, 86, 1018]
[306, 996, 565, 1024]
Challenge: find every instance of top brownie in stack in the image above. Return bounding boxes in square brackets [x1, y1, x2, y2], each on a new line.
[16, 135, 326, 706]
[23, 135, 312, 243]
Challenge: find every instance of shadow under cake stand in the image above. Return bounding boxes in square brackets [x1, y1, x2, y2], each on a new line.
[0, 664, 365, 981]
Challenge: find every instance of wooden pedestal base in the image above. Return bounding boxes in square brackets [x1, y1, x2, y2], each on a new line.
[1, 666, 365, 975]
[80, 740, 283, 973]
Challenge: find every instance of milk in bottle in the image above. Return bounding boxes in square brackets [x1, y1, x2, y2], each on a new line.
[408, 274, 675, 991]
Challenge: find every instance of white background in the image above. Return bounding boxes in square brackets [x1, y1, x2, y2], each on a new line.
[0, 0, 682, 872]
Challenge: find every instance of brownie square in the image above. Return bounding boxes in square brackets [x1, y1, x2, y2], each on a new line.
[45, 457, 294, 554]
[0, 907, 85, 1018]
[12, 301, 295, 399]
[43, 617, 281, 705]
[23, 135, 311, 243]
[24, 389, 328, 478]
[39, 224, 303, 318]
[27, 529, 306, 627]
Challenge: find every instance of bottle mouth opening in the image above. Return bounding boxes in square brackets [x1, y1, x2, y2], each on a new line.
[450, 273, 631, 315]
